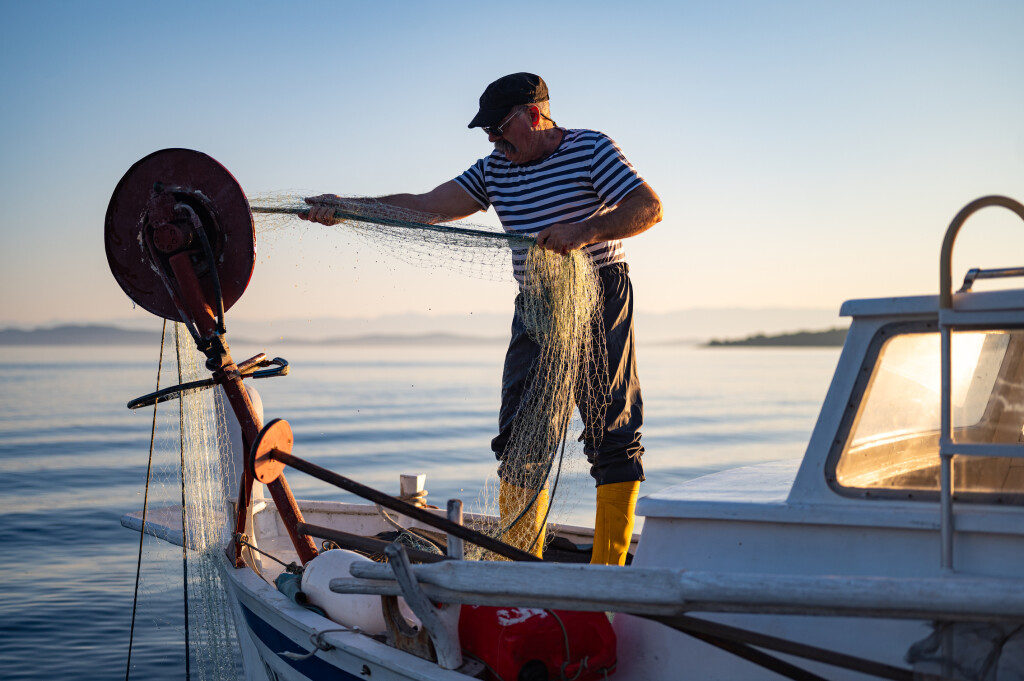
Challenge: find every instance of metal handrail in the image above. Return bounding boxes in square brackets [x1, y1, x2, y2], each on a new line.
[937, 195, 1024, 571]
[958, 266, 1024, 293]
[939, 196, 1024, 309]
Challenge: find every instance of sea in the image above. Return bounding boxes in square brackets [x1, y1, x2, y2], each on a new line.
[0, 341, 840, 680]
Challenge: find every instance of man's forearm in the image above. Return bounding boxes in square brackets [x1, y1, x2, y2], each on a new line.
[579, 185, 664, 244]
[304, 180, 482, 226]
[534, 184, 663, 253]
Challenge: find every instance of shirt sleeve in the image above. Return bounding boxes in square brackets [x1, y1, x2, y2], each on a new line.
[590, 134, 645, 207]
[453, 158, 491, 210]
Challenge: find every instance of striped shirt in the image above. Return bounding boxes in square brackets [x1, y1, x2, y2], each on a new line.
[453, 129, 646, 281]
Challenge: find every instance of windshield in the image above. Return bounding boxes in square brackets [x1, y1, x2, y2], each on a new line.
[832, 327, 1024, 501]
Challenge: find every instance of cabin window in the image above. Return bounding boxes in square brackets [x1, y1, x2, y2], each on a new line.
[831, 327, 1024, 502]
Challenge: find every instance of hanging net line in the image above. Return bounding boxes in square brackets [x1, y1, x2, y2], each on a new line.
[131, 325, 240, 681]
[172, 324, 240, 680]
[250, 194, 611, 557]
[251, 194, 530, 282]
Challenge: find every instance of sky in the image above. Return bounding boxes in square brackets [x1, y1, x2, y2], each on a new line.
[1, 0, 1022, 331]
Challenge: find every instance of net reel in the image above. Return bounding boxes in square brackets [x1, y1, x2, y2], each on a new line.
[105, 148, 256, 340]
[106, 148, 318, 567]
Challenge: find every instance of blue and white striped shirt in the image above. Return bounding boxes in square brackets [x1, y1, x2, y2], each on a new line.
[454, 129, 646, 280]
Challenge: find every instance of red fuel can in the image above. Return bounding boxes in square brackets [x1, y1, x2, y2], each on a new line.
[459, 605, 616, 680]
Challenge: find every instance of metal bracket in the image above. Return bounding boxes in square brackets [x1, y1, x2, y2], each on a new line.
[127, 356, 289, 409]
[384, 543, 464, 670]
[381, 594, 435, 662]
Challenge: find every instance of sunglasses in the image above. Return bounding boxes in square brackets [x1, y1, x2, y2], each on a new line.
[482, 108, 523, 137]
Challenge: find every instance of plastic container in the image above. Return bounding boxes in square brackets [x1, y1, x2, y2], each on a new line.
[301, 549, 417, 635]
[459, 605, 617, 680]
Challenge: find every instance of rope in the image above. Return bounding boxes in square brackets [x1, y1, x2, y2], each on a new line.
[548, 610, 585, 681]
[373, 503, 445, 556]
[278, 628, 364, 661]
[373, 486, 447, 557]
[233, 533, 302, 574]
[376, 503, 411, 532]
[175, 324, 191, 681]
[547, 609, 615, 681]
[125, 320, 167, 681]
[398, 488, 428, 507]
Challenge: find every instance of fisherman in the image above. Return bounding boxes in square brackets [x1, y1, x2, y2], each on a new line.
[304, 72, 662, 566]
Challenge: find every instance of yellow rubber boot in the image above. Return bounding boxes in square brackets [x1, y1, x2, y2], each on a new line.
[590, 481, 640, 566]
[499, 480, 549, 559]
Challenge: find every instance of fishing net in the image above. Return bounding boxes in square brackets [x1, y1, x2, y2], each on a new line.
[250, 194, 526, 282]
[469, 246, 609, 558]
[172, 325, 241, 680]
[251, 195, 610, 556]
[131, 325, 240, 681]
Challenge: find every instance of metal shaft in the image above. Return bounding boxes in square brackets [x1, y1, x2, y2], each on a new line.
[268, 449, 541, 563]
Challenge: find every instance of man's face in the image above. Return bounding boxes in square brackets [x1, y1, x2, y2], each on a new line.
[487, 106, 539, 165]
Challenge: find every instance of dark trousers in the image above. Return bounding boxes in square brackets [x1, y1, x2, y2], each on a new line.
[491, 263, 645, 487]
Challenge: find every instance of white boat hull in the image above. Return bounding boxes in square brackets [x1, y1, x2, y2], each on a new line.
[223, 554, 477, 681]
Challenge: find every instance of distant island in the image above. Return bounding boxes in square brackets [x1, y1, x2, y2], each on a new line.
[0, 324, 164, 345]
[706, 327, 848, 347]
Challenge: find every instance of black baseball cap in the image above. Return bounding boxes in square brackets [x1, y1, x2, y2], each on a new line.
[467, 73, 549, 129]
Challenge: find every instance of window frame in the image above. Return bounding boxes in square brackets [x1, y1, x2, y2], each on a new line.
[825, 320, 1024, 505]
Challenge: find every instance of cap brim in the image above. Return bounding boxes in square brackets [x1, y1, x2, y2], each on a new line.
[468, 107, 509, 129]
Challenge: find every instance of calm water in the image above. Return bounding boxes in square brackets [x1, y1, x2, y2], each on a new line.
[0, 341, 839, 680]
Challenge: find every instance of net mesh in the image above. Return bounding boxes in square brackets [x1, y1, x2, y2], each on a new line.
[173, 325, 240, 681]
[251, 195, 610, 556]
[250, 193, 526, 282]
[133, 325, 241, 680]
[471, 246, 609, 557]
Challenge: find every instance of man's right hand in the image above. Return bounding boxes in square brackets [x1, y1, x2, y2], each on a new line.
[301, 194, 343, 225]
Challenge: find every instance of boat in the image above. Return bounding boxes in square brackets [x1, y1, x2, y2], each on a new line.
[110, 149, 1024, 681]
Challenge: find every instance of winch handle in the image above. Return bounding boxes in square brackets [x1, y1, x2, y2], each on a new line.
[249, 357, 290, 380]
[126, 355, 290, 410]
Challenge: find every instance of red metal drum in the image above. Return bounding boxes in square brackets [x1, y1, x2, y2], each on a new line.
[104, 148, 255, 322]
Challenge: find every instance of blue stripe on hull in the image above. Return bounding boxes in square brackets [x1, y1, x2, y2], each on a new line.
[238, 601, 363, 681]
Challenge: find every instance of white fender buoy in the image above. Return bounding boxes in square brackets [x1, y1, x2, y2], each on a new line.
[301, 549, 418, 635]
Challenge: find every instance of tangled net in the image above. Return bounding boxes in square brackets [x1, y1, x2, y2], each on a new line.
[472, 246, 610, 558]
[250, 194, 610, 556]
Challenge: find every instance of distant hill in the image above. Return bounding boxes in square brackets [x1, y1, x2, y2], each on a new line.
[706, 327, 848, 347]
[0, 324, 501, 347]
[0, 324, 164, 345]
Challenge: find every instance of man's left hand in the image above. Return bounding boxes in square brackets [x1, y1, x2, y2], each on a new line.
[535, 223, 588, 255]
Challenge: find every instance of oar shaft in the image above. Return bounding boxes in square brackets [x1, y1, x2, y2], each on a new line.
[268, 449, 542, 563]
